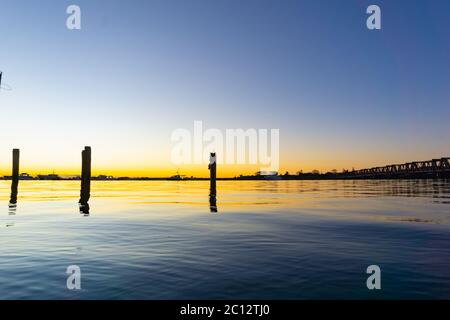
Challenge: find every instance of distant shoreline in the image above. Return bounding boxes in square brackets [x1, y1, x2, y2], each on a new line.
[1, 175, 449, 181]
[2, 157, 449, 181]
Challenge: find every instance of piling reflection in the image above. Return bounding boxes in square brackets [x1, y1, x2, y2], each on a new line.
[78, 146, 91, 216]
[9, 179, 18, 206]
[209, 180, 218, 213]
[8, 203, 17, 216]
[79, 185, 90, 215]
[208, 152, 218, 213]
[79, 202, 90, 216]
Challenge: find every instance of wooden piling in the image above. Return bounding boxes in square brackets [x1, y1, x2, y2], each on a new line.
[12, 149, 19, 180]
[208, 152, 217, 212]
[208, 152, 217, 183]
[10, 149, 20, 204]
[79, 146, 91, 205]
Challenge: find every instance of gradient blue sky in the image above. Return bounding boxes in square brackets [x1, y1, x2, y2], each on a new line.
[0, 0, 449, 176]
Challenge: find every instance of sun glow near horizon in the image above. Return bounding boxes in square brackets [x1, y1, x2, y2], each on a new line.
[1, 150, 448, 178]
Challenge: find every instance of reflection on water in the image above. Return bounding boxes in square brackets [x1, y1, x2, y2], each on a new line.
[8, 203, 17, 216]
[3, 179, 449, 207]
[79, 202, 90, 216]
[9, 178, 18, 205]
[209, 194, 217, 213]
[209, 179, 217, 213]
[0, 179, 449, 299]
[8, 177, 18, 220]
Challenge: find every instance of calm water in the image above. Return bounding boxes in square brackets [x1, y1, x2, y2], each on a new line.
[0, 179, 449, 299]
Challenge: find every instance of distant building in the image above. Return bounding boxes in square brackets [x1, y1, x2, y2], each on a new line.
[94, 175, 114, 180]
[19, 173, 34, 180]
[251, 171, 281, 180]
[169, 174, 186, 180]
[255, 171, 278, 177]
[2, 173, 35, 180]
[169, 171, 186, 180]
[37, 174, 61, 180]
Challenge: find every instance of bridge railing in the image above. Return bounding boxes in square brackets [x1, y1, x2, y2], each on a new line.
[346, 157, 450, 178]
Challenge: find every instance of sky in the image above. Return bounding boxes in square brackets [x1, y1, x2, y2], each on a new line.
[0, 0, 449, 177]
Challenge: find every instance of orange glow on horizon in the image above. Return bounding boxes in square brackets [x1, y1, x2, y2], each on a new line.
[1, 150, 447, 178]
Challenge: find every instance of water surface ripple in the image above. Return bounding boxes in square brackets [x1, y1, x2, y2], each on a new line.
[0, 180, 449, 299]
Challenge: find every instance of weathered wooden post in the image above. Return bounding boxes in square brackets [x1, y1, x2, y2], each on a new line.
[208, 152, 217, 212]
[79, 146, 91, 208]
[12, 149, 19, 180]
[209, 152, 216, 182]
[10, 149, 20, 205]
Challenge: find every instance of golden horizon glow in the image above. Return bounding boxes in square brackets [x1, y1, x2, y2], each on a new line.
[0, 139, 448, 178]
[1, 153, 448, 178]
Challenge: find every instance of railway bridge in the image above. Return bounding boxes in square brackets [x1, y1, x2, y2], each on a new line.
[344, 157, 450, 179]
